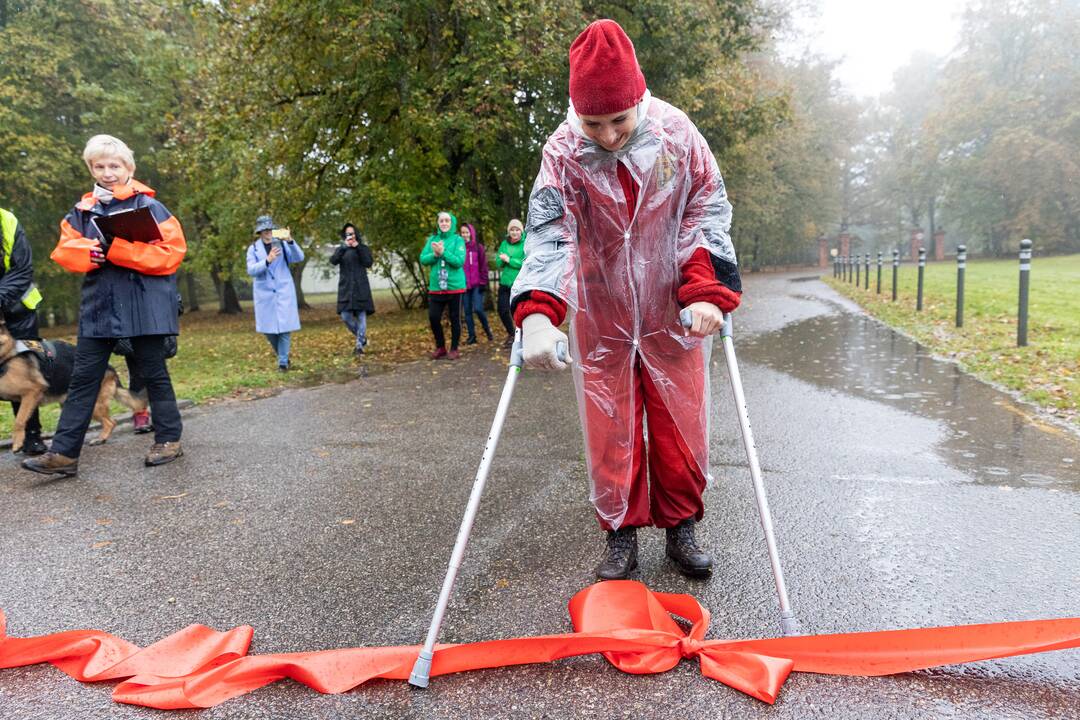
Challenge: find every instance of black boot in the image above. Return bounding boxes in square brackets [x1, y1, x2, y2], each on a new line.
[596, 526, 638, 580]
[665, 518, 712, 578]
[21, 431, 47, 456]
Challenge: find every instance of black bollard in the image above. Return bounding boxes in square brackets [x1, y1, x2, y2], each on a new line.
[834, 256, 839, 278]
[855, 253, 861, 287]
[1018, 239, 1032, 346]
[841, 255, 846, 282]
[864, 253, 870, 290]
[892, 249, 899, 301]
[956, 244, 966, 327]
[916, 247, 926, 311]
[876, 251, 883, 294]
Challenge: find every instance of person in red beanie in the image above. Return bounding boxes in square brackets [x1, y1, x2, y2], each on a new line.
[511, 19, 742, 580]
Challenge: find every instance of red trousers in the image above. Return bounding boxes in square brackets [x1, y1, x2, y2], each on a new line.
[594, 360, 708, 531]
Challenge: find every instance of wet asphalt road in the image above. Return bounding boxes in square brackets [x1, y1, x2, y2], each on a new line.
[1, 273, 1077, 719]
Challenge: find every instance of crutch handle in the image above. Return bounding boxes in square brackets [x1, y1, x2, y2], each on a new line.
[679, 307, 733, 337]
[510, 335, 569, 367]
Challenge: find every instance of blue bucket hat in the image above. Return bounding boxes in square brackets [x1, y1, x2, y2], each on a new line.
[253, 215, 275, 234]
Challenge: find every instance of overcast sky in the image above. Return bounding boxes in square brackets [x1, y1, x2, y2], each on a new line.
[784, 0, 970, 98]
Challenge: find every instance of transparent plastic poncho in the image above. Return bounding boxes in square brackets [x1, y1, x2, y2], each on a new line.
[512, 94, 737, 528]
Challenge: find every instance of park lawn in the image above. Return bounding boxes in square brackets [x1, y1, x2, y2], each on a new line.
[3, 293, 492, 439]
[825, 253, 1080, 427]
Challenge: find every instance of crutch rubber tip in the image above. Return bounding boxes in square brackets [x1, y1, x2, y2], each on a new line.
[780, 614, 801, 637]
[408, 651, 433, 688]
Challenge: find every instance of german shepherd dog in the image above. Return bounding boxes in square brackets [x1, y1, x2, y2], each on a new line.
[0, 317, 147, 453]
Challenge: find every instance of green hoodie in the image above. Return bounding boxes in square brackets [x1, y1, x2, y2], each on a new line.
[420, 213, 466, 293]
[496, 232, 526, 288]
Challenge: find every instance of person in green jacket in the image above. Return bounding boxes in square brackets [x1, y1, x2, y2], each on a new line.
[419, 211, 466, 359]
[495, 218, 526, 347]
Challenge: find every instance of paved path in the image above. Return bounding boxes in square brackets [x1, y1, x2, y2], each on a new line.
[1, 273, 1077, 719]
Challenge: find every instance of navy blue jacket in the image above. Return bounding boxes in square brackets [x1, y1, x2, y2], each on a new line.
[54, 181, 186, 339]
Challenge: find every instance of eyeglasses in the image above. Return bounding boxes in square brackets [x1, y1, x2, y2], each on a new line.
[344, 233, 356, 238]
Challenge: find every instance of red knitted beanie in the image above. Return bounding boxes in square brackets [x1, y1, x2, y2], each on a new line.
[569, 20, 647, 116]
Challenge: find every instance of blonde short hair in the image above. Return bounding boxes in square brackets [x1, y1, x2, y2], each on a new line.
[82, 134, 136, 172]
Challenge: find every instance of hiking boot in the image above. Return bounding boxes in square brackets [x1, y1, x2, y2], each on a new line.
[21, 432, 47, 456]
[430, 347, 447, 360]
[502, 336, 514, 348]
[447, 349, 461, 360]
[132, 410, 153, 434]
[596, 526, 638, 580]
[465, 336, 478, 345]
[354, 344, 365, 356]
[145, 441, 183, 467]
[665, 519, 713, 578]
[22, 452, 78, 477]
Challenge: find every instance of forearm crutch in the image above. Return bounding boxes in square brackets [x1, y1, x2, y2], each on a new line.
[409, 331, 567, 687]
[682, 308, 800, 636]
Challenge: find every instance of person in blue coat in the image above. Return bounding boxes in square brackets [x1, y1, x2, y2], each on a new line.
[246, 215, 304, 371]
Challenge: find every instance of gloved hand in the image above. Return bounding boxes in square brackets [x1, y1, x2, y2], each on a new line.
[522, 313, 569, 370]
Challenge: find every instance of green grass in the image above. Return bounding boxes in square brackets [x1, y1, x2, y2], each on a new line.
[825, 253, 1080, 427]
[4, 292, 497, 440]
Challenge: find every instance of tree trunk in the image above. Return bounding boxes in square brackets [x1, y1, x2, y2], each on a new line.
[291, 258, 310, 309]
[928, 196, 937, 240]
[183, 270, 201, 312]
[210, 264, 242, 314]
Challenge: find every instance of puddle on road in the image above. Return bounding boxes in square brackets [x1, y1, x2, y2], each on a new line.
[737, 310, 1080, 492]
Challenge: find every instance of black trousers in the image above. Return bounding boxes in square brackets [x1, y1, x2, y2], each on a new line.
[125, 353, 147, 396]
[124, 336, 175, 396]
[9, 311, 41, 437]
[428, 293, 462, 351]
[51, 336, 181, 458]
[497, 285, 514, 338]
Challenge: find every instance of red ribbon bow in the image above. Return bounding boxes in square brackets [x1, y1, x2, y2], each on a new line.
[2, 581, 1078, 709]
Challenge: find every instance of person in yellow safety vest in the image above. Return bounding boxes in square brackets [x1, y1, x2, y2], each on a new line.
[0, 207, 46, 455]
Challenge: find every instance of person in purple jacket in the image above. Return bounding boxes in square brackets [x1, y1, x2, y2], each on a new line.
[460, 223, 493, 344]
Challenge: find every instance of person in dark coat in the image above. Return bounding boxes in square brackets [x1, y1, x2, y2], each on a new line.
[0, 206, 46, 454]
[328, 223, 375, 355]
[22, 134, 186, 477]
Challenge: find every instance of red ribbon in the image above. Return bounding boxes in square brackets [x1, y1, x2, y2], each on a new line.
[2, 581, 1078, 709]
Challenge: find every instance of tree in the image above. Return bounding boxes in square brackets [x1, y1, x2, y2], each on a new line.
[932, 0, 1080, 255]
[177, 0, 783, 305]
[726, 56, 853, 267]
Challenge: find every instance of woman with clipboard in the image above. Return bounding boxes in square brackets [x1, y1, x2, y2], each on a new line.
[22, 134, 187, 477]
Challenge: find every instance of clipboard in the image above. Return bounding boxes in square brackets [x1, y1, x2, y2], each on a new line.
[90, 206, 162, 243]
